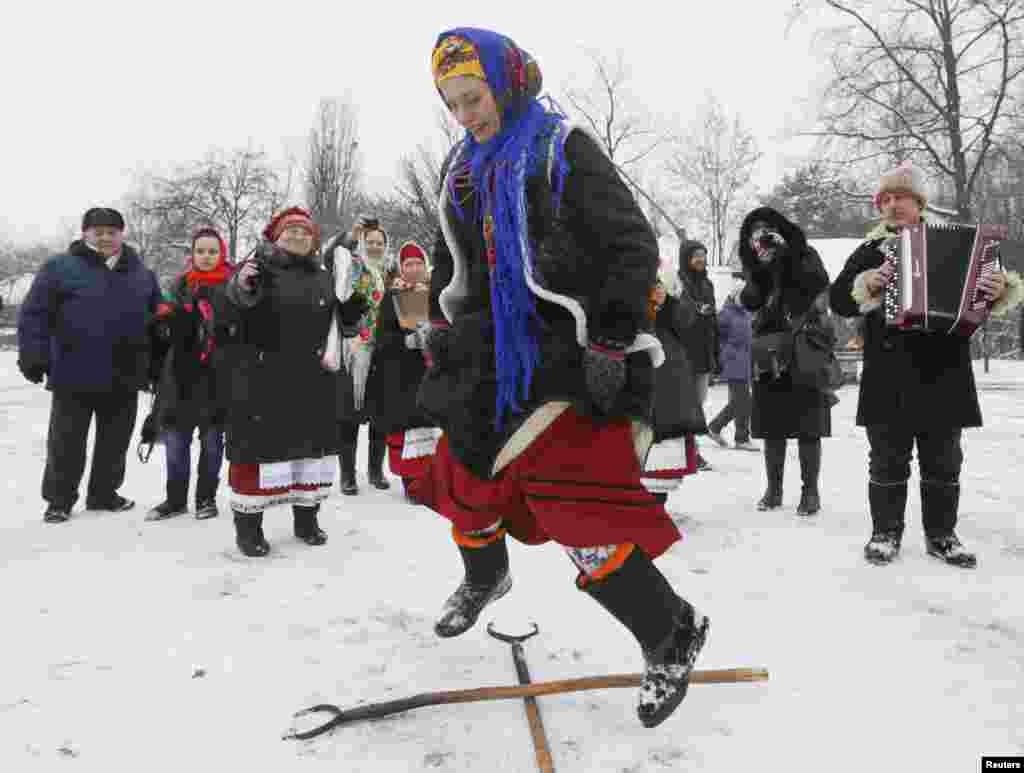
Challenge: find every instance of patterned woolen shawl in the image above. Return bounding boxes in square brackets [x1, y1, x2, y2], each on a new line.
[436, 27, 569, 430]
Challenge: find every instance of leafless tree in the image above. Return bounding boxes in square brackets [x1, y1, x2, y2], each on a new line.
[128, 145, 289, 277]
[795, 0, 1024, 219]
[304, 97, 363, 239]
[389, 108, 463, 250]
[666, 96, 761, 265]
[562, 49, 685, 236]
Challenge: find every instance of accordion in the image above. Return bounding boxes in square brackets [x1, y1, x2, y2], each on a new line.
[882, 222, 1007, 336]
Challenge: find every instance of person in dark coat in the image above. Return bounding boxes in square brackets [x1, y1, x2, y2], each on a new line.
[641, 271, 703, 504]
[739, 206, 832, 516]
[146, 226, 233, 521]
[222, 207, 367, 557]
[364, 241, 440, 505]
[323, 216, 391, 495]
[17, 207, 162, 522]
[708, 273, 757, 452]
[421, 28, 708, 730]
[677, 240, 718, 471]
[829, 161, 1020, 568]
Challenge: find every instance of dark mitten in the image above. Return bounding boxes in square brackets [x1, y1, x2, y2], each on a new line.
[584, 340, 628, 414]
[18, 359, 47, 384]
[338, 293, 369, 330]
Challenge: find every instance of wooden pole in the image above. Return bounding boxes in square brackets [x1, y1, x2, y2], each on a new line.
[285, 667, 769, 741]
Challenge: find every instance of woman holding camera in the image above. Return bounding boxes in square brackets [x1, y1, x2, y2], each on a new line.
[223, 207, 367, 557]
[739, 206, 832, 516]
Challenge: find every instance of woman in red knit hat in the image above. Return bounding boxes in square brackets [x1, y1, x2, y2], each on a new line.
[221, 207, 368, 556]
[363, 241, 440, 505]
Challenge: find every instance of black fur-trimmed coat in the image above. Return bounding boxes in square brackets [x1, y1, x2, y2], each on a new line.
[419, 125, 661, 479]
[739, 207, 832, 439]
[828, 235, 982, 429]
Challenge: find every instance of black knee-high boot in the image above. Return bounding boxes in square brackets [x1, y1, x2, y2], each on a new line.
[581, 548, 709, 728]
[233, 510, 270, 557]
[757, 438, 786, 511]
[864, 481, 907, 565]
[796, 438, 821, 516]
[435, 534, 511, 638]
[293, 504, 327, 546]
[367, 426, 391, 490]
[338, 422, 358, 495]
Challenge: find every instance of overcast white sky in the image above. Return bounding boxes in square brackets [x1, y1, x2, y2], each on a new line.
[1, 0, 831, 245]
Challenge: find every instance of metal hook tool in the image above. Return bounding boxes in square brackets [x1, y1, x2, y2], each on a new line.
[487, 622, 553, 772]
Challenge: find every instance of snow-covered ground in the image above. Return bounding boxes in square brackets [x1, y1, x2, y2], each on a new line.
[1, 351, 1021, 771]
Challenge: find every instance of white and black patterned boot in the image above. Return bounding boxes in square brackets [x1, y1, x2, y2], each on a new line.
[434, 535, 511, 638]
[581, 547, 709, 728]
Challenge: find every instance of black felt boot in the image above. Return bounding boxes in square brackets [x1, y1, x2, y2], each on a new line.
[864, 482, 907, 565]
[434, 535, 512, 638]
[757, 438, 785, 511]
[339, 442, 358, 496]
[293, 505, 327, 546]
[367, 427, 391, 490]
[796, 438, 821, 516]
[582, 548, 710, 728]
[921, 480, 975, 569]
[233, 511, 270, 557]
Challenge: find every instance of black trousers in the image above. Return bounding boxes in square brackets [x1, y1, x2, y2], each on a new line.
[338, 421, 387, 468]
[708, 381, 752, 443]
[42, 390, 139, 508]
[866, 425, 963, 485]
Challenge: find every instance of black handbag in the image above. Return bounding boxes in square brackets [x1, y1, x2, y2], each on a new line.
[789, 314, 844, 391]
[751, 331, 792, 382]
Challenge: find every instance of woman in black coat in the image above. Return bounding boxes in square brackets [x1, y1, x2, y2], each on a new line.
[739, 206, 832, 516]
[222, 207, 366, 557]
[363, 241, 440, 504]
[642, 274, 703, 504]
[146, 227, 233, 521]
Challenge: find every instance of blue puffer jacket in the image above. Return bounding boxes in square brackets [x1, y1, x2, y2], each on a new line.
[717, 295, 753, 383]
[17, 241, 162, 393]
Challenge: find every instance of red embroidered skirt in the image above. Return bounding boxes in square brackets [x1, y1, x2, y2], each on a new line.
[427, 408, 681, 559]
[228, 457, 334, 514]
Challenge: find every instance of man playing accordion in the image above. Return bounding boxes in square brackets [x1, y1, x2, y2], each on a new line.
[830, 161, 1022, 568]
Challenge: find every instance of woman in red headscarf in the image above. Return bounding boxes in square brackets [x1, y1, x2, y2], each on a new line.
[221, 207, 368, 556]
[147, 226, 233, 521]
[363, 241, 439, 505]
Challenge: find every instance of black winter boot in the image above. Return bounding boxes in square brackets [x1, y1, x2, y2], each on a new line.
[339, 442, 358, 495]
[796, 438, 821, 516]
[147, 479, 188, 521]
[757, 438, 785, 511]
[864, 482, 907, 565]
[367, 427, 391, 490]
[293, 505, 327, 546]
[921, 481, 975, 569]
[233, 511, 270, 557]
[434, 535, 512, 638]
[582, 548, 710, 728]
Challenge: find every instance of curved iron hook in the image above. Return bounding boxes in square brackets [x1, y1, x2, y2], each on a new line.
[486, 621, 539, 644]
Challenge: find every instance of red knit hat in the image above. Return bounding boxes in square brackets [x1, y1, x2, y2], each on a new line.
[398, 241, 428, 266]
[263, 206, 319, 244]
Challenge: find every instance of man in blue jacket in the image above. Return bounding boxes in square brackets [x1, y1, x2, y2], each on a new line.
[17, 207, 163, 522]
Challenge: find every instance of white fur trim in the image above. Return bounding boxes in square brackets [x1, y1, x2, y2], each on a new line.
[852, 270, 882, 314]
[331, 244, 355, 303]
[991, 271, 1024, 317]
[492, 401, 570, 476]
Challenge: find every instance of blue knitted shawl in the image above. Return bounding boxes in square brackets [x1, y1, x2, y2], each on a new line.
[436, 27, 569, 430]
